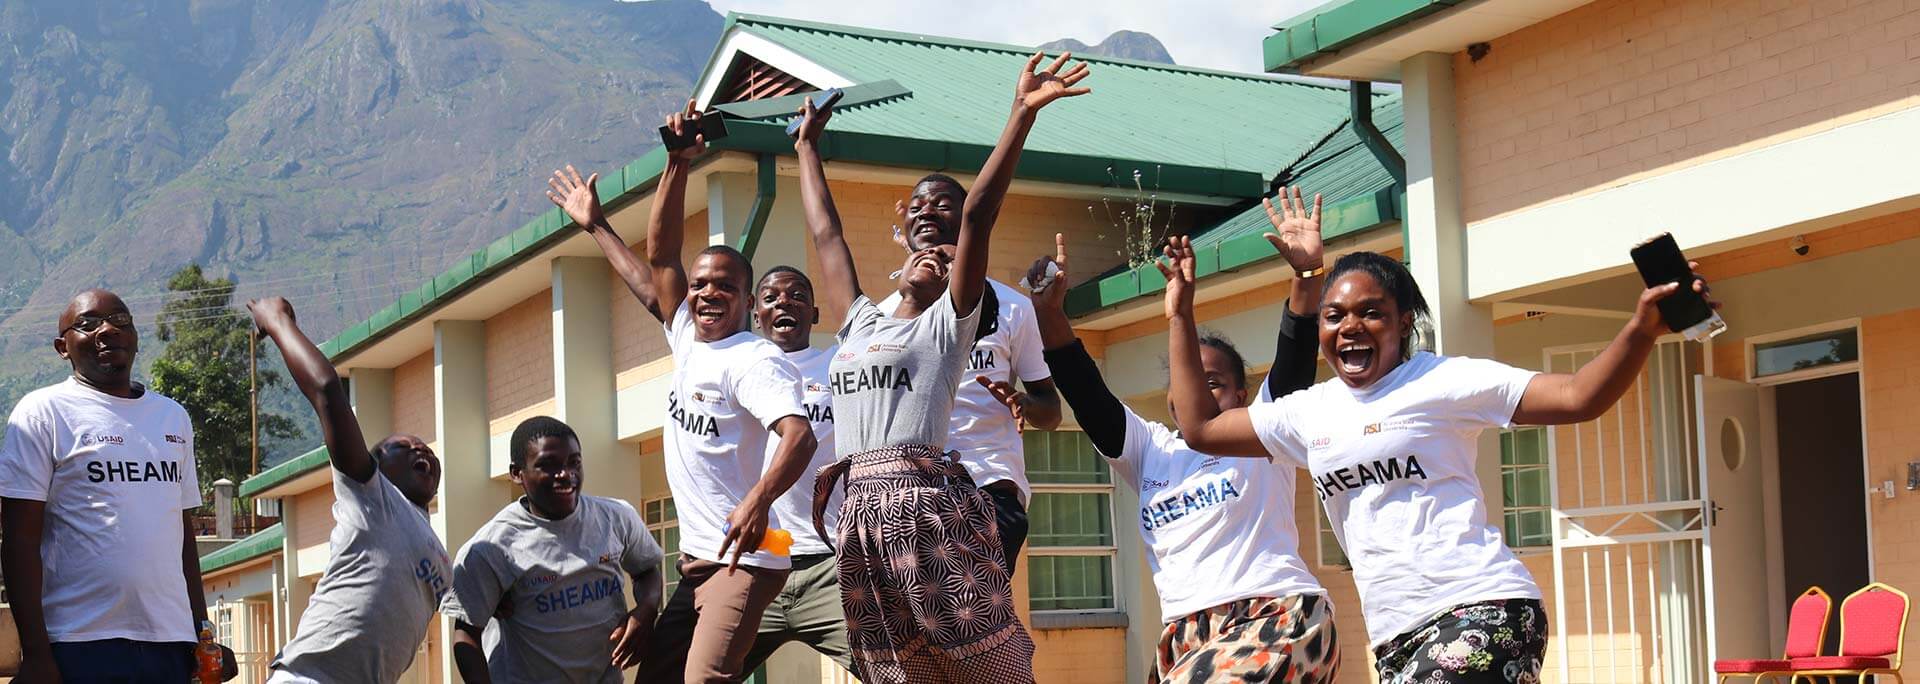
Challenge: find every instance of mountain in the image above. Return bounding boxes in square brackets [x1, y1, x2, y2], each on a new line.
[1039, 30, 1174, 64]
[0, 0, 724, 457]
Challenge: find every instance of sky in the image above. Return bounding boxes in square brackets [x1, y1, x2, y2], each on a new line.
[698, 0, 1331, 74]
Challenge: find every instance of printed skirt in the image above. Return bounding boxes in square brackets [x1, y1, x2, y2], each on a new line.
[1154, 593, 1340, 684]
[813, 444, 1036, 684]
[1372, 598, 1548, 684]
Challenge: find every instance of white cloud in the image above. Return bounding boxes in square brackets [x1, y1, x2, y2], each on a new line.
[700, 0, 1328, 74]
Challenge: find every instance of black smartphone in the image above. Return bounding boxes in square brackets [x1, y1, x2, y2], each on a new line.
[658, 113, 729, 151]
[1629, 232, 1725, 340]
[785, 88, 845, 137]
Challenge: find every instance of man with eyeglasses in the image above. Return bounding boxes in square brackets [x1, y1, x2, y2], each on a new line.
[0, 289, 235, 683]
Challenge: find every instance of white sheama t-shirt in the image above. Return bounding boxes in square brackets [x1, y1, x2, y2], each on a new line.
[663, 302, 807, 570]
[1103, 406, 1324, 620]
[764, 345, 839, 555]
[879, 278, 1049, 500]
[0, 379, 202, 643]
[1248, 352, 1542, 646]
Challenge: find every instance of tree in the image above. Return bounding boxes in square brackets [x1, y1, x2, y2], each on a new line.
[150, 264, 301, 492]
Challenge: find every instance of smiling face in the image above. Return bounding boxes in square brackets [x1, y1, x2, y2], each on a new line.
[687, 251, 752, 342]
[894, 244, 954, 302]
[511, 435, 583, 519]
[56, 289, 138, 392]
[755, 270, 818, 353]
[1318, 271, 1414, 389]
[902, 179, 963, 251]
[1200, 344, 1250, 411]
[375, 435, 441, 509]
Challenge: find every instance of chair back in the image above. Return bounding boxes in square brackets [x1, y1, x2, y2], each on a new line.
[1837, 582, 1909, 668]
[1783, 586, 1833, 659]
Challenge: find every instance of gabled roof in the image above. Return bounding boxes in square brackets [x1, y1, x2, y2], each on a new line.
[723, 14, 1360, 177]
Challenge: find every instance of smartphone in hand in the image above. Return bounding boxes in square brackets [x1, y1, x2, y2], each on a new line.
[786, 88, 845, 138]
[659, 113, 729, 151]
[1629, 232, 1725, 341]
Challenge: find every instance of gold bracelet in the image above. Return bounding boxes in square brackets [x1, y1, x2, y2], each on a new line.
[1296, 265, 1327, 279]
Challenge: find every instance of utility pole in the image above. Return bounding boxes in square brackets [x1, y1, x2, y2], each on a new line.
[248, 327, 259, 534]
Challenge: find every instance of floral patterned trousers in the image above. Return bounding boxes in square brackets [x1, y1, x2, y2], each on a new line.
[1372, 599, 1548, 684]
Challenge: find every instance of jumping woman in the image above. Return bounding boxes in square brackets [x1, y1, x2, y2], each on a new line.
[1163, 215, 1717, 683]
[792, 52, 1090, 683]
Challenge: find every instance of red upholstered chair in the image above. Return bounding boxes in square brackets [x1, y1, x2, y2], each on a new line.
[1790, 582, 1908, 684]
[1716, 586, 1832, 683]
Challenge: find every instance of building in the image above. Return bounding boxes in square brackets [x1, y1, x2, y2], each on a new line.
[203, 13, 1399, 684]
[1253, 0, 1920, 681]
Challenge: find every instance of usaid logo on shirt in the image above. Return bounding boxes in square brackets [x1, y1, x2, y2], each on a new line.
[78, 433, 125, 447]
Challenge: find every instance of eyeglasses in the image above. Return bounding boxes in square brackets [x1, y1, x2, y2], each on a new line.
[64, 312, 134, 335]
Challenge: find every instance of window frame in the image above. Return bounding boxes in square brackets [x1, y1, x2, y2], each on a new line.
[642, 496, 682, 596]
[1023, 429, 1122, 615]
[1500, 426, 1553, 549]
[1745, 319, 1863, 386]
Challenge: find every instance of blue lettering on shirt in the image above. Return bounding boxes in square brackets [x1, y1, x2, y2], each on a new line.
[416, 558, 450, 602]
[1139, 476, 1243, 531]
[533, 575, 624, 614]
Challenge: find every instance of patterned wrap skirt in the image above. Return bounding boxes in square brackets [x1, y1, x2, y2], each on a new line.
[813, 444, 1036, 684]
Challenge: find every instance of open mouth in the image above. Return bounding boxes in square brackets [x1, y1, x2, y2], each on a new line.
[548, 482, 578, 498]
[912, 218, 942, 238]
[1336, 344, 1375, 375]
[913, 254, 948, 278]
[411, 456, 437, 480]
[771, 312, 799, 332]
[696, 301, 727, 324]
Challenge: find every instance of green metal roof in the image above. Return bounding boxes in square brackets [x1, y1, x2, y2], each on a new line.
[199, 523, 285, 575]
[314, 12, 1393, 365]
[1265, 0, 1465, 73]
[239, 445, 329, 498]
[729, 14, 1360, 178]
[1065, 102, 1406, 315]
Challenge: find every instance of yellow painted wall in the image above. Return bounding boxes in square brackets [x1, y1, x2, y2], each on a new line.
[484, 289, 555, 421]
[393, 350, 437, 443]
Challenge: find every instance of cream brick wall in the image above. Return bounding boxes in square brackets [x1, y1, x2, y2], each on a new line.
[392, 350, 436, 443]
[1862, 307, 1920, 664]
[611, 214, 707, 382]
[1455, 0, 1920, 224]
[290, 487, 335, 552]
[484, 288, 554, 420]
[1032, 627, 1127, 683]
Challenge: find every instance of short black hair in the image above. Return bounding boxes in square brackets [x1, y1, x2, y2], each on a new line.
[509, 416, 578, 467]
[696, 244, 754, 289]
[757, 265, 812, 294]
[370, 436, 406, 464]
[1326, 251, 1431, 359]
[915, 173, 968, 203]
[1197, 333, 1248, 391]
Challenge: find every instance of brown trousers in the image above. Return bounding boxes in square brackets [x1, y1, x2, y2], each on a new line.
[635, 557, 791, 683]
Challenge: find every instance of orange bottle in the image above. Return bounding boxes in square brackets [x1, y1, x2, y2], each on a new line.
[196, 620, 222, 684]
[761, 529, 793, 556]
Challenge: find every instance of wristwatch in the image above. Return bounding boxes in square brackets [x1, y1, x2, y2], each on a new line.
[1296, 265, 1327, 279]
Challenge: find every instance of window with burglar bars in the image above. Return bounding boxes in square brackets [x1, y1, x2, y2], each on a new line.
[1501, 427, 1552, 548]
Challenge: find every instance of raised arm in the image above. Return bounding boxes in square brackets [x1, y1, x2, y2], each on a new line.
[951, 52, 1091, 316]
[1513, 267, 1717, 424]
[555, 101, 703, 324]
[1261, 187, 1327, 400]
[791, 96, 862, 316]
[248, 297, 375, 482]
[1162, 237, 1270, 457]
[1019, 234, 1127, 456]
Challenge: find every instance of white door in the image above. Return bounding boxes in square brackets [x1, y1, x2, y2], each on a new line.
[1695, 375, 1770, 665]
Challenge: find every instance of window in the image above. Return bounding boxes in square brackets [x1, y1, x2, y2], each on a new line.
[214, 602, 235, 643]
[642, 497, 682, 595]
[1024, 431, 1118, 612]
[1500, 427, 1552, 548]
[1752, 327, 1859, 380]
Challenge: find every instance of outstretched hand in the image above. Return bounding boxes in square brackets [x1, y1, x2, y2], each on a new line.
[976, 375, 1029, 428]
[547, 165, 605, 232]
[1156, 235, 1197, 320]
[1025, 232, 1070, 313]
[664, 99, 707, 161]
[792, 94, 833, 146]
[1262, 186, 1324, 273]
[245, 296, 296, 331]
[1015, 51, 1092, 111]
[1630, 260, 1721, 338]
[608, 608, 651, 669]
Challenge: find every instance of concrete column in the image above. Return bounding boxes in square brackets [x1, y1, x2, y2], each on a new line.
[277, 513, 309, 640]
[707, 171, 758, 248]
[348, 367, 395, 444]
[1401, 51, 1505, 520]
[431, 319, 491, 679]
[551, 256, 642, 502]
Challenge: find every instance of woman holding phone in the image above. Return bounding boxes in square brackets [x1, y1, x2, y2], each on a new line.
[792, 52, 1090, 683]
[1160, 226, 1716, 683]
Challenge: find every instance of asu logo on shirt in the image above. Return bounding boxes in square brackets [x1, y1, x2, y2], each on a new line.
[666, 391, 720, 438]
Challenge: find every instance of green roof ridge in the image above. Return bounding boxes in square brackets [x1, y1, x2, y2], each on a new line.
[728, 12, 1342, 88]
[1265, 0, 1465, 73]
[199, 523, 285, 575]
[239, 445, 329, 498]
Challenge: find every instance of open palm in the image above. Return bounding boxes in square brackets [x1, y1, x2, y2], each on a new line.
[546, 164, 603, 232]
[1016, 52, 1092, 110]
[1262, 185, 1323, 273]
